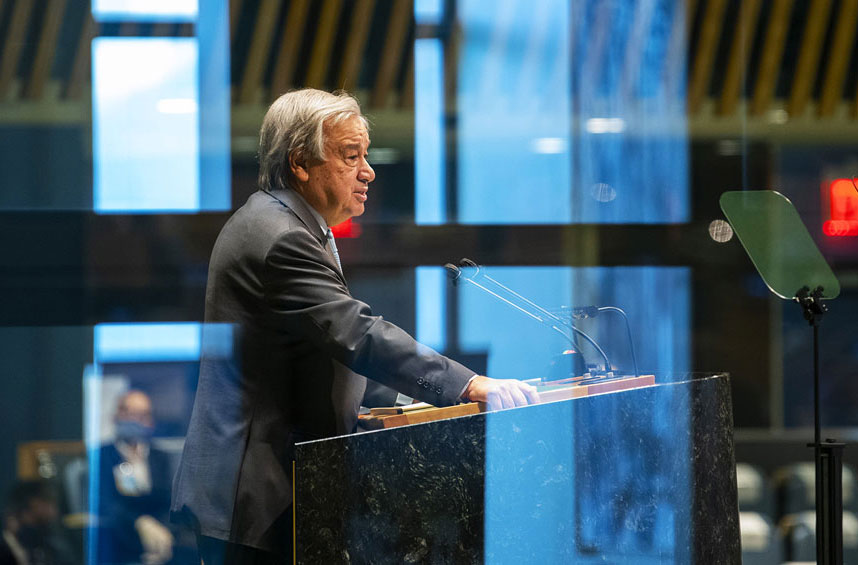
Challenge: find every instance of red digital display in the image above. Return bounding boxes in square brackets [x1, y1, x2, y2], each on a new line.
[822, 178, 858, 237]
[330, 218, 362, 238]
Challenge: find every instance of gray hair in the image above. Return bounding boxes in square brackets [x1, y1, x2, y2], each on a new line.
[258, 89, 368, 191]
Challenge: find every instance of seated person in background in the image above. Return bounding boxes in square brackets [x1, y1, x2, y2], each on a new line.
[97, 390, 174, 565]
[1, 480, 75, 565]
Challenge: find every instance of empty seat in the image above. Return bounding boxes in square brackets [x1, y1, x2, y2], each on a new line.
[736, 462, 775, 517]
[739, 511, 782, 565]
[773, 462, 857, 517]
[779, 510, 858, 563]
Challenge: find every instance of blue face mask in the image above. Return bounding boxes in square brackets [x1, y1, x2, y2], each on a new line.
[115, 420, 154, 443]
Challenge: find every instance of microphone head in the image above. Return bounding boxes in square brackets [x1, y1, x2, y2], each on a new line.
[458, 258, 481, 280]
[444, 263, 461, 285]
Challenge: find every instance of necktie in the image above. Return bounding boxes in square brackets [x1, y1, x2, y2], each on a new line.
[325, 229, 342, 270]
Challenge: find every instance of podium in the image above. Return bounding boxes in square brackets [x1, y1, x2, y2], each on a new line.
[294, 373, 739, 563]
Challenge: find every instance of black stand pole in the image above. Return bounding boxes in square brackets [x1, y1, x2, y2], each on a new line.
[796, 285, 844, 565]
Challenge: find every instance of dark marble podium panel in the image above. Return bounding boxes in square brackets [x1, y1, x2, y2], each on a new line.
[294, 374, 740, 564]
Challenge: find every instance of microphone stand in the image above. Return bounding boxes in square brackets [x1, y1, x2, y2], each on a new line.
[720, 189, 844, 564]
[446, 260, 611, 372]
[560, 306, 639, 379]
[796, 285, 843, 565]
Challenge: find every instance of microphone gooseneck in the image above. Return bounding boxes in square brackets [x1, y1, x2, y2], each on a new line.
[597, 306, 638, 378]
[450, 258, 612, 371]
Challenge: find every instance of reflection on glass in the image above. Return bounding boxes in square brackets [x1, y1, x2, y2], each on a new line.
[454, 266, 689, 380]
[457, 0, 572, 224]
[95, 323, 203, 363]
[414, 39, 447, 225]
[569, 0, 689, 223]
[196, 0, 232, 212]
[85, 323, 232, 564]
[93, 38, 200, 213]
[414, 0, 444, 24]
[92, 0, 198, 22]
[720, 190, 840, 300]
[483, 376, 697, 562]
[416, 266, 447, 350]
[455, 0, 689, 224]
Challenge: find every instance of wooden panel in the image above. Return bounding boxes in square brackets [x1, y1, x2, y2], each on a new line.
[818, 0, 858, 117]
[304, 0, 342, 88]
[538, 375, 656, 404]
[686, 0, 698, 31]
[750, 0, 794, 116]
[370, 0, 411, 108]
[336, 0, 374, 91]
[688, 0, 727, 114]
[0, 0, 35, 99]
[359, 403, 482, 429]
[398, 42, 414, 109]
[852, 70, 858, 118]
[359, 375, 655, 430]
[386, 403, 482, 428]
[239, 0, 282, 104]
[787, 0, 833, 117]
[25, 0, 67, 100]
[64, 14, 95, 100]
[17, 440, 85, 480]
[230, 0, 244, 40]
[270, 0, 310, 97]
[718, 0, 762, 116]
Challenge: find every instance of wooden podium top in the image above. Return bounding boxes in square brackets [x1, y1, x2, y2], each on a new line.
[358, 374, 655, 430]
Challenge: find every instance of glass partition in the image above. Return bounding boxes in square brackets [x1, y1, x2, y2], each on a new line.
[1, 0, 858, 562]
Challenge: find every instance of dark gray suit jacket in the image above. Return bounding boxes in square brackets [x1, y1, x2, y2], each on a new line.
[170, 188, 473, 554]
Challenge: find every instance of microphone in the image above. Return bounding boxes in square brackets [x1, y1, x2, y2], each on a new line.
[444, 263, 462, 286]
[458, 258, 480, 279]
[447, 259, 484, 286]
[558, 305, 639, 378]
[562, 306, 600, 320]
[445, 257, 612, 372]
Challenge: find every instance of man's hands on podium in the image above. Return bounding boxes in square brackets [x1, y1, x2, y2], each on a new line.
[463, 376, 540, 411]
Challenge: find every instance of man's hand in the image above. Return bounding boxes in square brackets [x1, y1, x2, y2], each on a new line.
[463, 376, 540, 411]
[134, 515, 173, 565]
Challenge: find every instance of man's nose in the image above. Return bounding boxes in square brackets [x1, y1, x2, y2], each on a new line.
[359, 158, 375, 183]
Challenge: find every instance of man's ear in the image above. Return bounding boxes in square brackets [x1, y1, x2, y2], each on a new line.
[288, 151, 310, 183]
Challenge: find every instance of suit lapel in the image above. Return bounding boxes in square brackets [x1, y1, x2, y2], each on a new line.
[264, 188, 346, 280]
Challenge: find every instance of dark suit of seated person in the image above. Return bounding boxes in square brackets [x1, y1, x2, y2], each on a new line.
[170, 88, 540, 564]
[96, 390, 178, 565]
[1, 480, 75, 565]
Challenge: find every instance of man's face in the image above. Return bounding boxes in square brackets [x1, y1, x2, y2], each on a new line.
[296, 116, 375, 226]
[117, 391, 153, 427]
[115, 391, 154, 444]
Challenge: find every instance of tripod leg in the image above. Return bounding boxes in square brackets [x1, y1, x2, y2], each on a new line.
[816, 440, 844, 565]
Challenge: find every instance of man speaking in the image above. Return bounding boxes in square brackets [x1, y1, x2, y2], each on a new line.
[171, 89, 538, 564]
